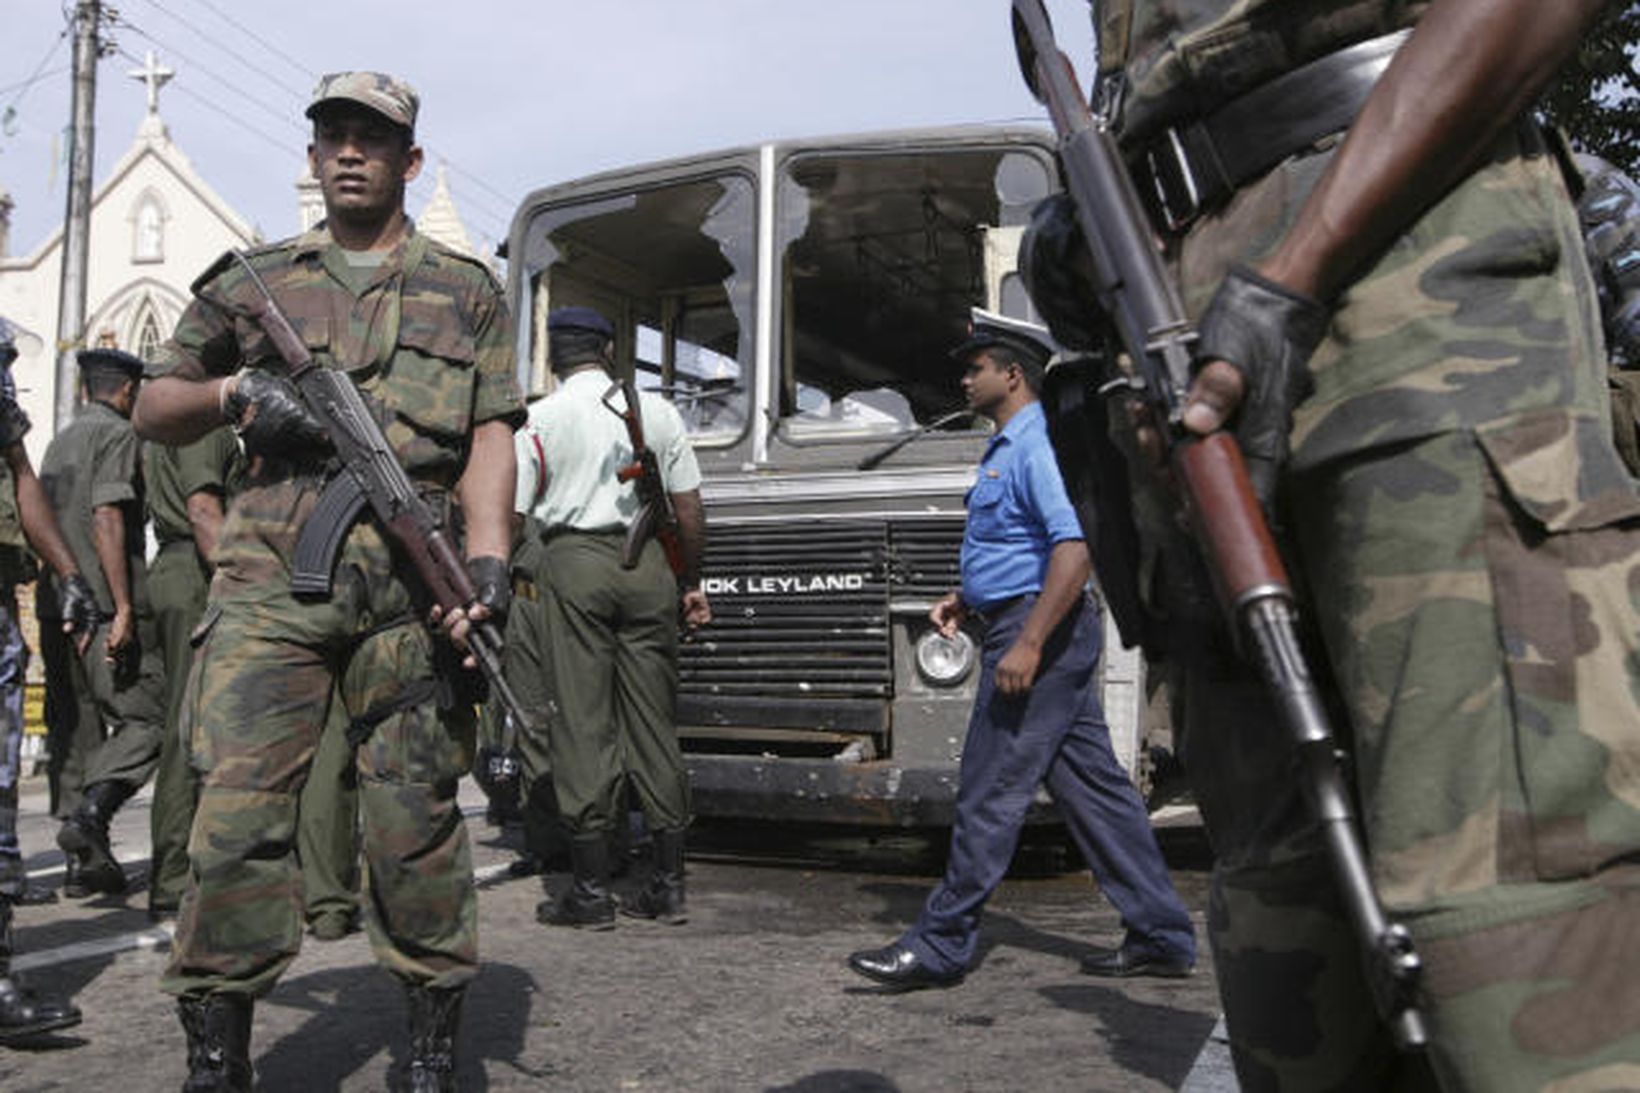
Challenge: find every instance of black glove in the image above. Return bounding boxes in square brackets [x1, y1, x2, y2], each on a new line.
[1018, 193, 1107, 352]
[0, 396, 30, 450]
[222, 369, 333, 459]
[1194, 265, 1330, 509]
[466, 555, 511, 631]
[58, 573, 99, 636]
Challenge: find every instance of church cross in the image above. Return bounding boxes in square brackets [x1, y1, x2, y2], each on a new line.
[128, 51, 175, 115]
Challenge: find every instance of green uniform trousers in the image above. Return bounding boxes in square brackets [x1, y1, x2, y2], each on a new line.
[63, 615, 165, 798]
[149, 539, 210, 908]
[297, 693, 360, 923]
[162, 486, 477, 999]
[40, 621, 100, 819]
[535, 532, 688, 836]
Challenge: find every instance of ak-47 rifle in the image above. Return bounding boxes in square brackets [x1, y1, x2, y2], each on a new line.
[1010, 0, 1426, 1050]
[602, 377, 684, 575]
[225, 251, 536, 740]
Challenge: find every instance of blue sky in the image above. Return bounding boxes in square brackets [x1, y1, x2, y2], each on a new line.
[1, 1, 1097, 259]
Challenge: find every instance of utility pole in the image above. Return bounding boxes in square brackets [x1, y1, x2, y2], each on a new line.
[53, 0, 102, 432]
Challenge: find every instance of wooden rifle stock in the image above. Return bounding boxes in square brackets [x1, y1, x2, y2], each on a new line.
[1010, 0, 1426, 1050]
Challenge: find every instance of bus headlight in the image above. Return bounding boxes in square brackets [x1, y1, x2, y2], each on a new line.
[914, 629, 976, 687]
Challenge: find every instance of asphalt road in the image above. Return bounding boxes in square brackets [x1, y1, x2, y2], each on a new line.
[0, 776, 1233, 1092]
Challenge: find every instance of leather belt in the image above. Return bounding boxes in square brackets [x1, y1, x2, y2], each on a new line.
[1126, 30, 1410, 233]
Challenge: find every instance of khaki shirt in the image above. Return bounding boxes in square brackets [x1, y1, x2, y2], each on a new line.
[144, 426, 244, 549]
[38, 400, 147, 619]
[515, 370, 701, 532]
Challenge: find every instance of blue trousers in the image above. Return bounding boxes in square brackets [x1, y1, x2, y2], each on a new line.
[902, 594, 1195, 976]
[0, 590, 25, 870]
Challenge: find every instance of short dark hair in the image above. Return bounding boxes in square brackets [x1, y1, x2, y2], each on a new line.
[549, 328, 610, 373]
[978, 346, 1043, 395]
[82, 366, 134, 400]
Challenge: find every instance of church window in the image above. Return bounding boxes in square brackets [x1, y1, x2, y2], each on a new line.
[133, 193, 165, 262]
[135, 307, 164, 361]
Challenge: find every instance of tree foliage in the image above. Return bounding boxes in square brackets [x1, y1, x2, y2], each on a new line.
[1539, 1, 1640, 176]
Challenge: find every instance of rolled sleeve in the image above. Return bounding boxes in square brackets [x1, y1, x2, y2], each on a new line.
[91, 428, 141, 509]
[470, 290, 526, 430]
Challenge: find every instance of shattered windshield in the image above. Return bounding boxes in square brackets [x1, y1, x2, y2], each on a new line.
[519, 173, 755, 444]
[776, 146, 1051, 440]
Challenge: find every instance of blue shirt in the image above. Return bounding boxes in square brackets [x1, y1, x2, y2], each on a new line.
[959, 401, 1085, 611]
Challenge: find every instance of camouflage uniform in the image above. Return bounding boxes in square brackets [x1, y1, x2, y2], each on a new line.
[38, 400, 165, 815]
[153, 222, 523, 1000]
[1094, 2, 1640, 1088]
[143, 426, 242, 912]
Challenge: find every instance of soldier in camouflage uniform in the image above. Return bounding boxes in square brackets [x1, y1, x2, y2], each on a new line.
[40, 348, 166, 900]
[132, 72, 522, 1092]
[1024, 1, 1638, 1088]
[0, 318, 96, 1041]
[143, 426, 241, 919]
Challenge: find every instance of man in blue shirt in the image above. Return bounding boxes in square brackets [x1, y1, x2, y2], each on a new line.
[847, 310, 1195, 989]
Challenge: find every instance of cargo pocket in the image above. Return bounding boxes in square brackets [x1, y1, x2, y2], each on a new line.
[1474, 408, 1640, 881]
[376, 323, 477, 440]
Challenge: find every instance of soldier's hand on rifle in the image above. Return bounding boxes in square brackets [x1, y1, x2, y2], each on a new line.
[680, 585, 711, 631]
[221, 368, 334, 459]
[1184, 266, 1329, 508]
[929, 591, 966, 639]
[430, 555, 510, 668]
[59, 571, 99, 656]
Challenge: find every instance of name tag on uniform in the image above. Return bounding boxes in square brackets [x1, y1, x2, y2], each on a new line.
[985, 469, 1000, 478]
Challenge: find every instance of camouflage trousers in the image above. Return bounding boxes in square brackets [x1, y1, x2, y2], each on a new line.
[160, 480, 477, 999]
[1147, 125, 1640, 1090]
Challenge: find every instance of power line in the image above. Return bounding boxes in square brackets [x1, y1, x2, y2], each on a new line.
[131, 0, 311, 101]
[0, 65, 71, 102]
[108, 18, 308, 137]
[112, 45, 299, 158]
[163, 0, 317, 84]
[3, 12, 72, 114]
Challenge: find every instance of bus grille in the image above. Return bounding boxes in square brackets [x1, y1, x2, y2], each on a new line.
[679, 515, 963, 734]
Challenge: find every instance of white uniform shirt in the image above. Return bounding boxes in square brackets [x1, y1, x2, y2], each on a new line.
[515, 369, 703, 531]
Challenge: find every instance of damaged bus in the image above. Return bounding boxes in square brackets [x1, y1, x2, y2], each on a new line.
[503, 125, 1155, 825]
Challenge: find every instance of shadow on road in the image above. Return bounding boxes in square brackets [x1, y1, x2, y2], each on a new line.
[765, 1070, 903, 1092]
[1038, 980, 1218, 1090]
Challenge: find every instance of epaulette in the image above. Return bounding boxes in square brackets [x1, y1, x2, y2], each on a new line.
[190, 239, 295, 298]
[423, 236, 504, 292]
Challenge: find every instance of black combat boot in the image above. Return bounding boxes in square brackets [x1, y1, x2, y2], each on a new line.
[403, 983, 465, 1092]
[56, 780, 135, 895]
[535, 833, 615, 929]
[177, 993, 253, 1092]
[0, 974, 81, 1041]
[622, 828, 687, 924]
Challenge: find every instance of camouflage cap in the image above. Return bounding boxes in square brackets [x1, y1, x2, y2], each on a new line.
[305, 71, 419, 132]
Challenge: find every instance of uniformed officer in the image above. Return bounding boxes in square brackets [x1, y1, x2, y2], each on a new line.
[516, 306, 710, 930]
[40, 347, 166, 899]
[846, 310, 1194, 990]
[143, 426, 241, 920]
[0, 317, 96, 1039]
[131, 71, 523, 1091]
[1020, 0, 1637, 1086]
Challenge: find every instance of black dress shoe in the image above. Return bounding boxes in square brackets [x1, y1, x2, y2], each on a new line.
[1080, 945, 1194, 979]
[846, 943, 963, 990]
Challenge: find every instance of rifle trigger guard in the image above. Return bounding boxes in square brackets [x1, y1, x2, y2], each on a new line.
[292, 472, 370, 599]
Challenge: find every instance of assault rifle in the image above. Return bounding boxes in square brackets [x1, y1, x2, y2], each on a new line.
[602, 377, 684, 575]
[1010, 0, 1426, 1050]
[225, 251, 536, 740]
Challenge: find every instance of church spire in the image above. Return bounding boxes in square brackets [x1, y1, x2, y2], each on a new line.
[129, 50, 174, 141]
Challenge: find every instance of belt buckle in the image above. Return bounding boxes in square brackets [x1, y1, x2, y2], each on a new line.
[1144, 127, 1201, 233]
